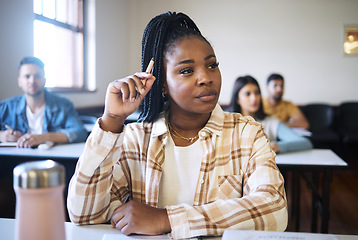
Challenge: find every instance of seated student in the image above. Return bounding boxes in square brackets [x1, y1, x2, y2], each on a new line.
[67, 12, 288, 239]
[0, 57, 88, 148]
[262, 73, 310, 130]
[229, 75, 313, 153]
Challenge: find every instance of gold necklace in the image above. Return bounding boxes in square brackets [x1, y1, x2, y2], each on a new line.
[168, 122, 199, 143]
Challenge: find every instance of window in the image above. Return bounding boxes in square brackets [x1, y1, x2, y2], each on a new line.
[33, 0, 85, 90]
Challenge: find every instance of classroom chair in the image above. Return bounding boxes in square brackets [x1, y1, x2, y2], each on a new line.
[301, 103, 340, 149]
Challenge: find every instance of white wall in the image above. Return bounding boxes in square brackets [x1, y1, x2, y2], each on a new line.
[1, 0, 357, 108]
[0, 0, 33, 99]
[126, 0, 358, 106]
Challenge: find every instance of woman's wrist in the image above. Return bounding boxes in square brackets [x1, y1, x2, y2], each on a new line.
[100, 113, 126, 133]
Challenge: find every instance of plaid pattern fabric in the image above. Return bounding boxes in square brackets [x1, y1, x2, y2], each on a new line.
[67, 105, 288, 239]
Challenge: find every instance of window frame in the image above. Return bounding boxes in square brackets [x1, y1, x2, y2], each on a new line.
[33, 0, 93, 93]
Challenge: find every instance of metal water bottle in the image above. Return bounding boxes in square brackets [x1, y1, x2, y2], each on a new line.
[13, 160, 66, 240]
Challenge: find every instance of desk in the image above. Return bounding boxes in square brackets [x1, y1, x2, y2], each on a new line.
[276, 149, 348, 234]
[0, 218, 357, 240]
[0, 142, 85, 159]
[0, 142, 84, 182]
[0, 143, 85, 219]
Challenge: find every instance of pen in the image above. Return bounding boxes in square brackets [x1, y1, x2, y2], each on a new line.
[5, 124, 14, 134]
[142, 58, 154, 86]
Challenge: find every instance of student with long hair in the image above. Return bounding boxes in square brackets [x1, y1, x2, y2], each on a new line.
[67, 12, 288, 239]
[229, 75, 312, 153]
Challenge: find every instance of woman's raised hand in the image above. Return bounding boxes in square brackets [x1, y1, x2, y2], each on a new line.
[101, 72, 156, 133]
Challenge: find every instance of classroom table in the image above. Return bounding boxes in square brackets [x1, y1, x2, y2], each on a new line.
[0, 142, 84, 181]
[0, 218, 357, 240]
[0, 143, 85, 220]
[276, 149, 348, 234]
[0, 145, 348, 234]
[0, 142, 84, 159]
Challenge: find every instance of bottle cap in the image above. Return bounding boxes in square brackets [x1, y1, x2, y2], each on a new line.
[13, 160, 65, 189]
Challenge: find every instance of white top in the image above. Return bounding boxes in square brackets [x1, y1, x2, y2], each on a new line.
[26, 104, 45, 134]
[158, 135, 202, 208]
[257, 115, 280, 141]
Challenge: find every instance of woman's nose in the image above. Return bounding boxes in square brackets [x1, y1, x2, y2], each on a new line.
[197, 71, 212, 86]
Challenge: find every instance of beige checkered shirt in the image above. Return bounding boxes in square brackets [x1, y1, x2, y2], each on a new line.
[67, 105, 288, 239]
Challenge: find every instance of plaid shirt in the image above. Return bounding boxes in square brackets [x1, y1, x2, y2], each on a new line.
[67, 105, 288, 239]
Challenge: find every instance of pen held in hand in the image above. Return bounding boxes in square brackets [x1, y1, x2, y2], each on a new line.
[142, 58, 154, 86]
[5, 124, 14, 134]
[136, 58, 154, 99]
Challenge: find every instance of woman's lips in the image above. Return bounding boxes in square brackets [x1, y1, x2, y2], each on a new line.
[196, 90, 218, 102]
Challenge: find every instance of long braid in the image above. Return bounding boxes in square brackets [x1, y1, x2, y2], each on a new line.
[138, 12, 209, 122]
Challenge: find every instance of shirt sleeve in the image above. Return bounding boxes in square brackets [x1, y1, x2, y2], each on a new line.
[67, 120, 128, 224]
[58, 103, 89, 143]
[276, 122, 313, 153]
[166, 126, 288, 239]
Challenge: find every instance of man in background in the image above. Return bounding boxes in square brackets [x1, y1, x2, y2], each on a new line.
[262, 73, 310, 130]
[0, 57, 87, 148]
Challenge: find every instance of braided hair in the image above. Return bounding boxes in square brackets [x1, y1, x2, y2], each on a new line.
[138, 11, 211, 122]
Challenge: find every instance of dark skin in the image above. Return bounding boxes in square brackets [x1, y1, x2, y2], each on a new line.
[104, 36, 221, 235]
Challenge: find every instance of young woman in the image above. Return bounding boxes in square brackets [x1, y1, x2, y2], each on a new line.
[229, 75, 313, 153]
[67, 12, 288, 239]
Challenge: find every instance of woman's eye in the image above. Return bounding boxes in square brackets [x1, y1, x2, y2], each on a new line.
[208, 62, 219, 69]
[180, 68, 194, 75]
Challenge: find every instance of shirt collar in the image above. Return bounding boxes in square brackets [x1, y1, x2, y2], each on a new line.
[16, 95, 27, 115]
[151, 104, 225, 139]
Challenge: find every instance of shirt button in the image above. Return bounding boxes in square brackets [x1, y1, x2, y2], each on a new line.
[200, 132, 206, 137]
[200, 179, 204, 184]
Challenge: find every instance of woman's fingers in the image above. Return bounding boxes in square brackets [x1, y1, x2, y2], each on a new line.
[109, 73, 154, 102]
[104, 72, 156, 121]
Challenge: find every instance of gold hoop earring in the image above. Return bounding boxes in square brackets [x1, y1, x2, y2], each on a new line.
[162, 88, 167, 98]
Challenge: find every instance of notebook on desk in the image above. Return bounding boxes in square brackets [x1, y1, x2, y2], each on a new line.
[222, 230, 338, 240]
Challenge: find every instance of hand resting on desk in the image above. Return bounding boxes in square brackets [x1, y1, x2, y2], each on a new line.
[111, 200, 171, 236]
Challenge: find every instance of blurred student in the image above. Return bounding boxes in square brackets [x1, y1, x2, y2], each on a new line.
[0, 57, 88, 148]
[229, 75, 312, 153]
[67, 12, 288, 239]
[262, 73, 310, 130]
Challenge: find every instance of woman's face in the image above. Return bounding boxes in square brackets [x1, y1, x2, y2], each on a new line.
[164, 37, 221, 117]
[237, 83, 261, 117]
